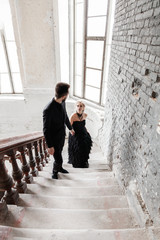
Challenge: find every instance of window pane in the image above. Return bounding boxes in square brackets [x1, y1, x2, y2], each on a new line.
[12, 73, 23, 93]
[86, 40, 104, 69]
[75, 43, 83, 75]
[76, 0, 83, 3]
[0, 37, 8, 72]
[4, 20, 15, 41]
[88, 0, 108, 16]
[75, 75, 83, 97]
[1, 74, 12, 93]
[87, 16, 106, 37]
[86, 68, 101, 88]
[0, 0, 23, 94]
[85, 85, 100, 102]
[7, 42, 20, 72]
[0, 0, 15, 41]
[75, 2, 84, 42]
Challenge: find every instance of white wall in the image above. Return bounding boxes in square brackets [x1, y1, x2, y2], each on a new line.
[0, 0, 60, 139]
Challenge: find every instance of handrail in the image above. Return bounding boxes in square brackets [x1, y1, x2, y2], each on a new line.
[0, 132, 43, 153]
[0, 132, 49, 223]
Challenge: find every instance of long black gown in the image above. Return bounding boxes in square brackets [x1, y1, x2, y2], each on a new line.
[68, 120, 92, 168]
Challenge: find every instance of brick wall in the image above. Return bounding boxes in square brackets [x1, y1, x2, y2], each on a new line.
[99, 0, 160, 225]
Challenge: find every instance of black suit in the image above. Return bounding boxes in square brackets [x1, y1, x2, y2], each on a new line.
[43, 98, 72, 172]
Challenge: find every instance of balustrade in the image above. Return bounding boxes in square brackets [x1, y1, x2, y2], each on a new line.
[27, 143, 38, 177]
[34, 140, 43, 171]
[0, 153, 19, 206]
[0, 200, 8, 223]
[43, 139, 50, 163]
[18, 146, 33, 184]
[39, 139, 46, 166]
[0, 132, 47, 221]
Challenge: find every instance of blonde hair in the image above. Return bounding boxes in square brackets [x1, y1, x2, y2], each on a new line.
[76, 100, 85, 108]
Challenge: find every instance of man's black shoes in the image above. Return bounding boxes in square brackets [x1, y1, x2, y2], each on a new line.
[60, 168, 69, 174]
[52, 171, 58, 179]
[52, 169, 69, 179]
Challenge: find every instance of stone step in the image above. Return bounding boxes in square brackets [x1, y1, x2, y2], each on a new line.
[152, 227, 160, 240]
[26, 184, 124, 197]
[38, 169, 114, 179]
[11, 228, 152, 240]
[13, 238, 34, 240]
[17, 194, 128, 209]
[33, 175, 118, 187]
[4, 206, 139, 229]
[43, 162, 111, 173]
[0, 226, 12, 240]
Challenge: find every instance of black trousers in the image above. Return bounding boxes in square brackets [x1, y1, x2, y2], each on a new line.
[53, 136, 65, 172]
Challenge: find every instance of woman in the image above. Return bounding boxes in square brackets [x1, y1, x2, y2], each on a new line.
[68, 100, 92, 168]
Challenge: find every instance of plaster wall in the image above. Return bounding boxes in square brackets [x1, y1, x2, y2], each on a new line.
[0, 0, 58, 139]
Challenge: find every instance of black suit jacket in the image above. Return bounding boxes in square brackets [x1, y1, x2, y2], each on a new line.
[43, 98, 72, 148]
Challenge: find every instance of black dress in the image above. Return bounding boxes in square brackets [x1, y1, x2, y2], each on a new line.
[68, 120, 92, 168]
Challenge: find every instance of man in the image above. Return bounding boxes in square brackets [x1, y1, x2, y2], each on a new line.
[43, 82, 74, 179]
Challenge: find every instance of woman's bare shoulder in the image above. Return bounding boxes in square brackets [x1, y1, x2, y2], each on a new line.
[70, 113, 76, 120]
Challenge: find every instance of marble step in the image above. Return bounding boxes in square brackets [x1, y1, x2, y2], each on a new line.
[32, 175, 118, 187]
[3, 206, 139, 230]
[42, 156, 110, 169]
[151, 227, 160, 240]
[42, 163, 111, 173]
[13, 238, 34, 240]
[11, 228, 152, 240]
[26, 184, 124, 197]
[38, 169, 114, 179]
[17, 194, 128, 209]
[0, 225, 12, 240]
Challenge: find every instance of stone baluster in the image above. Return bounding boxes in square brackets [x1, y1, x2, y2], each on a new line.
[0, 154, 19, 206]
[27, 143, 38, 177]
[33, 140, 43, 171]
[18, 146, 33, 184]
[43, 139, 49, 163]
[8, 150, 27, 193]
[39, 139, 46, 167]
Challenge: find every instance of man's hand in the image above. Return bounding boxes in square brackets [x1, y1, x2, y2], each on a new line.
[70, 129, 75, 135]
[48, 147, 55, 155]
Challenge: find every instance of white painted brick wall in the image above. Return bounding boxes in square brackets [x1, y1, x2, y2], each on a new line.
[99, 0, 160, 225]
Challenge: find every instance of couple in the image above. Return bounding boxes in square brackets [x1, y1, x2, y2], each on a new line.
[43, 82, 92, 179]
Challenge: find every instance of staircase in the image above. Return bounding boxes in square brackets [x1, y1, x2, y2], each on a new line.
[0, 143, 159, 240]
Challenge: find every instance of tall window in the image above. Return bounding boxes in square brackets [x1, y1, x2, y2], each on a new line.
[0, 0, 23, 94]
[73, 0, 111, 105]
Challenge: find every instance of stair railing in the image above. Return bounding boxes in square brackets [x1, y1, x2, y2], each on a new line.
[0, 132, 49, 222]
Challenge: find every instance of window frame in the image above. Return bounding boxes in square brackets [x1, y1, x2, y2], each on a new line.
[73, 0, 109, 106]
[0, 30, 23, 94]
[0, 30, 15, 94]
